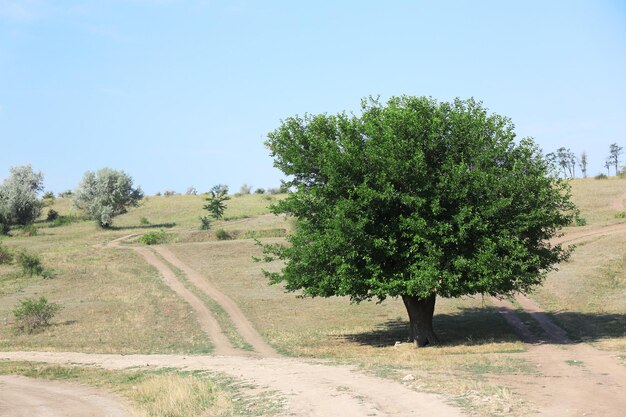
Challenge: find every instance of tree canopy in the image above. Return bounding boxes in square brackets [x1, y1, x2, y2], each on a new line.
[262, 96, 576, 346]
[73, 168, 143, 228]
[0, 164, 44, 229]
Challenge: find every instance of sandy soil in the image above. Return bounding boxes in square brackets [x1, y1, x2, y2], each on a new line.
[0, 375, 129, 417]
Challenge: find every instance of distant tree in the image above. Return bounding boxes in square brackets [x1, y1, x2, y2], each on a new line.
[73, 168, 143, 228]
[608, 143, 623, 175]
[555, 147, 576, 178]
[262, 96, 576, 347]
[255, 188, 266, 194]
[604, 159, 611, 175]
[203, 184, 230, 220]
[0, 165, 44, 226]
[239, 184, 252, 195]
[186, 186, 197, 195]
[580, 151, 588, 178]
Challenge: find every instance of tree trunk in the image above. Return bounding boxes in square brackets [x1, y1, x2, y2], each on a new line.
[402, 294, 439, 347]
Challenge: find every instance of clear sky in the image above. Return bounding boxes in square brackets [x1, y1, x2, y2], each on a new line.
[1, 0, 625, 195]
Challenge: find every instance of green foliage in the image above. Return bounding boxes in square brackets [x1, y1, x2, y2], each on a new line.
[42, 191, 55, 200]
[0, 241, 12, 264]
[140, 216, 151, 225]
[608, 143, 623, 175]
[255, 188, 266, 194]
[50, 214, 82, 228]
[263, 96, 576, 303]
[203, 185, 230, 221]
[574, 215, 587, 226]
[595, 173, 608, 179]
[73, 168, 144, 228]
[46, 209, 59, 222]
[139, 229, 170, 245]
[614, 211, 626, 219]
[215, 228, 231, 240]
[244, 228, 287, 239]
[17, 251, 45, 276]
[199, 215, 212, 230]
[13, 296, 62, 334]
[0, 209, 9, 235]
[0, 164, 44, 226]
[20, 224, 38, 236]
[58, 190, 73, 198]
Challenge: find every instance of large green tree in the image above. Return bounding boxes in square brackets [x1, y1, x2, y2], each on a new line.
[262, 96, 576, 347]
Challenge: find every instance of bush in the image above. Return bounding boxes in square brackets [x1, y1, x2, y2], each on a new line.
[615, 211, 626, 219]
[215, 228, 231, 240]
[58, 190, 73, 198]
[255, 188, 266, 194]
[20, 224, 38, 236]
[199, 216, 212, 230]
[46, 209, 59, 222]
[0, 242, 12, 264]
[140, 216, 151, 225]
[13, 296, 62, 334]
[575, 215, 587, 226]
[50, 214, 81, 228]
[139, 230, 170, 245]
[0, 209, 10, 235]
[17, 251, 44, 276]
[595, 173, 608, 179]
[163, 190, 177, 197]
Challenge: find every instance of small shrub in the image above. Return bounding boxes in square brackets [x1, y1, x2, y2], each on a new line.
[255, 188, 266, 194]
[574, 213, 587, 226]
[46, 209, 59, 222]
[13, 296, 62, 334]
[140, 216, 151, 225]
[163, 190, 177, 197]
[139, 229, 170, 245]
[215, 228, 231, 240]
[17, 251, 44, 276]
[595, 173, 608, 180]
[50, 214, 81, 227]
[0, 242, 12, 264]
[199, 216, 212, 230]
[20, 224, 38, 237]
[615, 211, 626, 219]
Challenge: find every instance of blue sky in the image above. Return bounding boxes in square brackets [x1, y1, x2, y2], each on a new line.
[1, 0, 625, 194]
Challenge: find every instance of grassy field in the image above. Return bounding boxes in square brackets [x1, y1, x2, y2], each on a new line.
[1, 178, 625, 416]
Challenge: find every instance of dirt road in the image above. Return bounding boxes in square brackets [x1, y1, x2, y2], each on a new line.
[0, 375, 129, 417]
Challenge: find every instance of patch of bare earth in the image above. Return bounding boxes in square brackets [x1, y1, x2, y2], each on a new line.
[0, 375, 129, 417]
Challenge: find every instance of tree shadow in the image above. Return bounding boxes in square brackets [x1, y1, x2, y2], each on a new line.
[344, 307, 626, 347]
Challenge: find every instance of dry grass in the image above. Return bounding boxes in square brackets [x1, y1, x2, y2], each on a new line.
[568, 177, 626, 224]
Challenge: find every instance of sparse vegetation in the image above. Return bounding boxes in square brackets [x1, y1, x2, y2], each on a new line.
[13, 296, 62, 334]
[0, 241, 12, 264]
[20, 224, 38, 236]
[140, 216, 151, 225]
[215, 228, 231, 240]
[17, 251, 45, 276]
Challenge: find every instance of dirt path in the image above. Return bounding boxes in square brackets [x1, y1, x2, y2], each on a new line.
[0, 351, 464, 417]
[0, 375, 129, 417]
[152, 246, 278, 357]
[492, 221, 626, 416]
